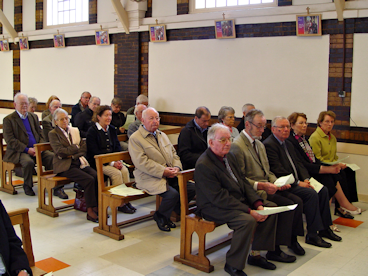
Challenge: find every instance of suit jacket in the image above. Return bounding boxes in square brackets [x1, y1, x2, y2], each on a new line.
[74, 107, 93, 138]
[263, 134, 310, 183]
[194, 148, 263, 224]
[0, 200, 32, 276]
[42, 114, 54, 142]
[111, 112, 126, 134]
[128, 125, 182, 195]
[48, 127, 87, 174]
[3, 111, 45, 164]
[231, 131, 277, 186]
[177, 119, 208, 170]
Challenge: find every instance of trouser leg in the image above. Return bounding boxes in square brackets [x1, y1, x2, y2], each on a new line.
[19, 153, 35, 188]
[158, 185, 179, 219]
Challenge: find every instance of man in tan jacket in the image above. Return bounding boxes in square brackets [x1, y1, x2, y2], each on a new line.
[129, 107, 195, 232]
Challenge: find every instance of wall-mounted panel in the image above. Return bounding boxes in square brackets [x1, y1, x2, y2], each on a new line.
[21, 44, 114, 106]
[0, 51, 14, 101]
[149, 35, 329, 122]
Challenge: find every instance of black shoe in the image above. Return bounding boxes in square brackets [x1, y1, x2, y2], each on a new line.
[73, 183, 84, 191]
[126, 202, 136, 211]
[118, 204, 135, 214]
[224, 263, 247, 276]
[288, 241, 305, 256]
[167, 218, 176, 228]
[153, 212, 170, 232]
[53, 187, 68, 199]
[87, 214, 99, 223]
[319, 228, 342, 242]
[247, 255, 276, 270]
[334, 207, 354, 219]
[266, 251, 296, 263]
[23, 185, 35, 196]
[305, 234, 332, 248]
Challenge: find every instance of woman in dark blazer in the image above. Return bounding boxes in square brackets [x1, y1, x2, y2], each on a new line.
[48, 108, 99, 222]
[86, 105, 135, 214]
[287, 112, 361, 220]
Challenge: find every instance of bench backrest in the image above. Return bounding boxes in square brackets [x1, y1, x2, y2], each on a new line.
[117, 127, 183, 143]
[34, 142, 54, 177]
[0, 132, 5, 161]
[177, 169, 195, 218]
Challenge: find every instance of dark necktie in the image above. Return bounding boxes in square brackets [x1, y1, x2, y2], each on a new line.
[224, 157, 238, 183]
[283, 142, 299, 181]
[253, 141, 260, 160]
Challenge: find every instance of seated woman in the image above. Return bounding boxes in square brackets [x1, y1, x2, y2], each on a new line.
[48, 108, 99, 222]
[86, 105, 136, 214]
[218, 106, 239, 140]
[42, 95, 59, 120]
[288, 112, 360, 218]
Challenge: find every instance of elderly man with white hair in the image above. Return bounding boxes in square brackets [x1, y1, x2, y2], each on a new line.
[127, 104, 147, 138]
[128, 107, 195, 232]
[3, 93, 54, 196]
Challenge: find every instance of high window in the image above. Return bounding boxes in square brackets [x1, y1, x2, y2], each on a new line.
[46, 0, 89, 27]
[191, 0, 276, 12]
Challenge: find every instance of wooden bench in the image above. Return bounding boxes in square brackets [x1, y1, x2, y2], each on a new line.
[93, 151, 157, 240]
[8, 208, 47, 276]
[34, 143, 74, 217]
[174, 169, 233, 273]
[0, 133, 23, 194]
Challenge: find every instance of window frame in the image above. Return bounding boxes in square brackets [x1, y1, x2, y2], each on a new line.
[43, 0, 89, 29]
[189, 0, 277, 14]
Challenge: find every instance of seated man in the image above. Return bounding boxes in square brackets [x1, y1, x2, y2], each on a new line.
[0, 200, 32, 276]
[195, 123, 280, 276]
[230, 109, 305, 256]
[127, 104, 147, 138]
[129, 107, 195, 232]
[42, 99, 62, 142]
[126, 94, 148, 115]
[74, 96, 100, 138]
[71, 91, 91, 125]
[3, 93, 54, 197]
[177, 106, 211, 170]
[110, 97, 128, 150]
[263, 116, 342, 248]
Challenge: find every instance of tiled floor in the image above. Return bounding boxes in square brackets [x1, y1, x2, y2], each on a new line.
[2, 179, 368, 276]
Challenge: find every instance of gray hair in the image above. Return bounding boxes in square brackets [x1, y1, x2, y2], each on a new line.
[50, 99, 62, 108]
[142, 107, 158, 120]
[271, 116, 287, 127]
[28, 97, 38, 105]
[195, 106, 210, 119]
[207, 123, 230, 146]
[52, 108, 69, 127]
[14, 93, 28, 103]
[242, 103, 255, 114]
[245, 109, 264, 123]
[136, 94, 148, 105]
[218, 106, 235, 123]
[90, 96, 100, 103]
[134, 104, 147, 116]
[81, 91, 91, 97]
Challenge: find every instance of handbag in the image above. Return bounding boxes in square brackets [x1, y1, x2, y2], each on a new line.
[73, 188, 87, 212]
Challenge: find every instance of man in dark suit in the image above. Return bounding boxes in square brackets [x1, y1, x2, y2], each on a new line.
[70, 91, 91, 125]
[195, 123, 280, 276]
[3, 93, 54, 196]
[230, 109, 306, 257]
[0, 200, 32, 276]
[177, 106, 211, 170]
[74, 96, 100, 138]
[263, 116, 342, 248]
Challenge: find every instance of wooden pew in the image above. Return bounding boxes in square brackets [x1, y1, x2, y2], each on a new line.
[93, 151, 156, 240]
[8, 208, 47, 276]
[0, 133, 23, 194]
[34, 143, 74, 217]
[174, 169, 233, 273]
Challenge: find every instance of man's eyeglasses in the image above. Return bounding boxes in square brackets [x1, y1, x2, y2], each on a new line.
[216, 138, 231, 144]
[250, 122, 267, 129]
[275, 126, 291, 130]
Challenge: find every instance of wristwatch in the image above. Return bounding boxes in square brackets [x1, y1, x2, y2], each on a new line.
[16, 269, 30, 276]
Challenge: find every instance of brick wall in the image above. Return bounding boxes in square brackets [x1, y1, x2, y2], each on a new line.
[177, 0, 189, 15]
[14, 0, 22, 32]
[146, 0, 152, 18]
[89, 0, 97, 24]
[35, 0, 43, 30]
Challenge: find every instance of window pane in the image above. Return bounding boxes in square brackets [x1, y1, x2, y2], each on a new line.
[217, 0, 226, 7]
[64, 10, 70, 24]
[206, 0, 215, 8]
[262, 0, 273, 2]
[227, 0, 237, 6]
[58, 11, 64, 24]
[196, 0, 205, 9]
[53, 0, 58, 25]
[76, 0, 82, 22]
[70, 10, 76, 23]
[58, 1, 63, 12]
[70, 0, 76, 9]
[64, 0, 70, 11]
[82, 0, 88, 22]
[249, 0, 261, 4]
[238, 0, 249, 4]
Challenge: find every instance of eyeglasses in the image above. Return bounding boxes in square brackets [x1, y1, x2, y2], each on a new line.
[250, 122, 267, 129]
[216, 138, 231, 144]
[147, 117, 160, 121]
[275, 126, 291, 130]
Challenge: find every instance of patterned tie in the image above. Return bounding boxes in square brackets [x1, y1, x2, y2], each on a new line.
[253, 141, 260, 160]
[283, 142, 299, 181]
[224, 157, 238, 183]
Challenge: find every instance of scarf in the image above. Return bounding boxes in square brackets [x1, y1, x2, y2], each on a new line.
[293, 132, 315, 163]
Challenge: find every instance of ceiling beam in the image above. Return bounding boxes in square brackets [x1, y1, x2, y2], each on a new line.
[111, 0, 130, 34]
[0, 9, 18, 42]
[335, 0, 346, 21]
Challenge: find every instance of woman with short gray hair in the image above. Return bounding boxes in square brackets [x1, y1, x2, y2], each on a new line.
[218, 106, 239, 140]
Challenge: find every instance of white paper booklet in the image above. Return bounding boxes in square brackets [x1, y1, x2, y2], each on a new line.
[121, 114, 136, 129]
[344, 163, 360, 171]
[274, 174, 295, 187]
[309, 177, 324, 193]
[321, 156, 349, 165]
[109, 184, 145, 196]
[44, 272, 54, 276]
[255, 204, 298, 216]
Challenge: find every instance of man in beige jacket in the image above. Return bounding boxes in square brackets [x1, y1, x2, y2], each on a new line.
[129, 107, 195, 232]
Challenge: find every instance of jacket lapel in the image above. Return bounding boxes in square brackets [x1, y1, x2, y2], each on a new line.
[55, 127, 71, 145]
[241, 133, 262, 167]
[13, 112, 28, 136]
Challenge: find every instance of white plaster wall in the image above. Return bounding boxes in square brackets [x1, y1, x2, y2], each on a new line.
[3, 0, 14, 37]
[98, 0, 118, 24]
[0, 51, 14, 101]
[23, 0, 36, 32]
[152, 0, 177, 17]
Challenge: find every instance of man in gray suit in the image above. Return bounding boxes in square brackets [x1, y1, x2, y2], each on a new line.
[230, 109, 305, 257]
[3, 93, 54, 196]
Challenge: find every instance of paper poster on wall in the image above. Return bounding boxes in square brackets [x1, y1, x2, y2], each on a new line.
[19, 36, 29, 50]
[215, 19, 236, 39]
[0, 39, 10, 51]
[296, 14, 322, 36]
